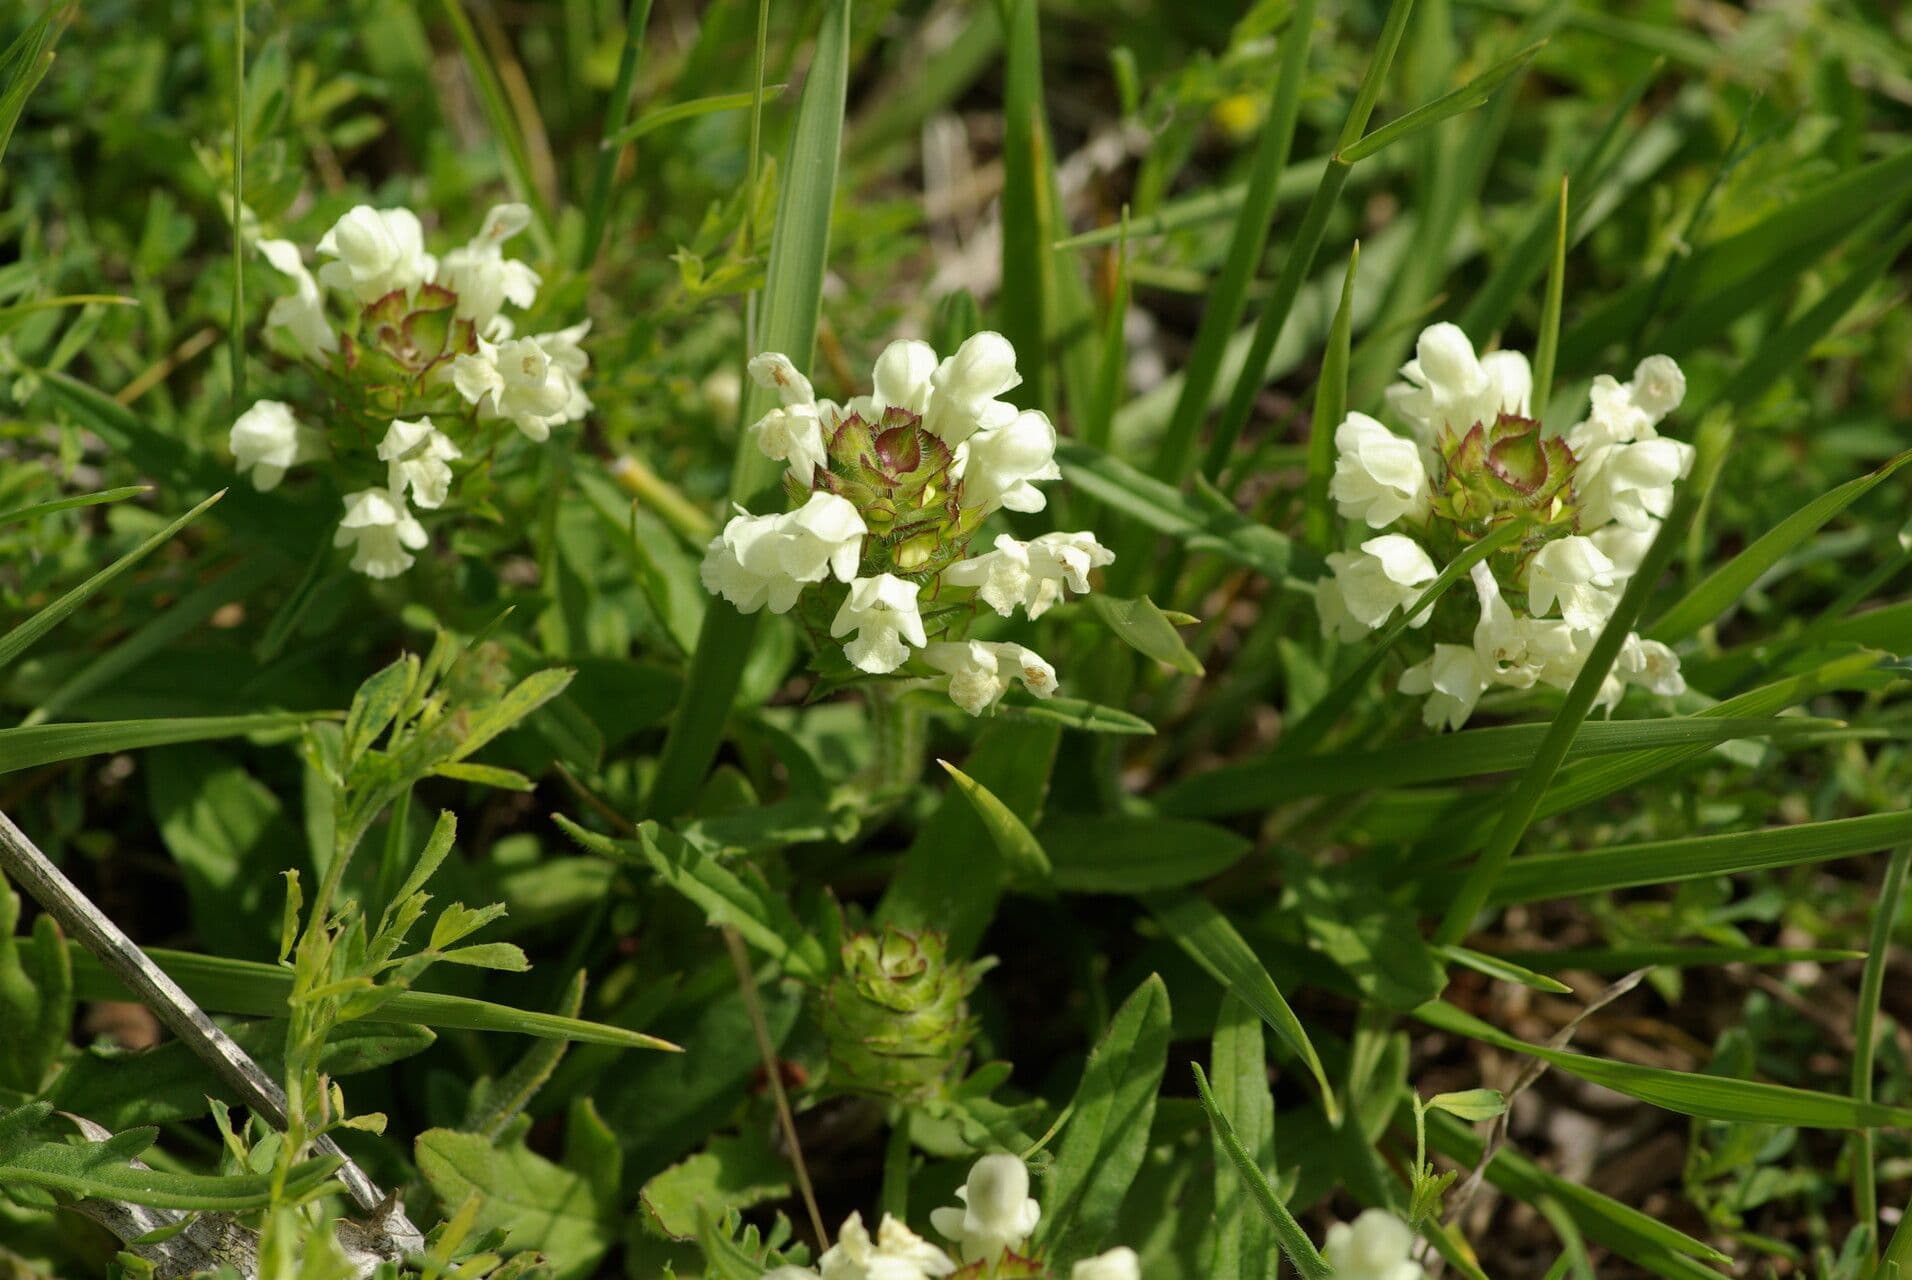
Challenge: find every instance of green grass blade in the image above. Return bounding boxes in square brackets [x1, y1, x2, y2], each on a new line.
[1417, 1000, 1912, 1128]
[0, 712, 323, 774]
[1338, 40, 1545, 165]
[1158, 716, 1828, 819]
[0, 486, 149, 527]
[1145, 890, 1337, 1123]
[0, 490, 223, 674]
[996, 0, 1050, 408]
[1648, 450, 1910, 644]
[1204, 0, 1417, 478]
[229, 0, 247, 416]
[66, 945, 678, 1051]
[1852, 847, 1908, 1268]
[1494, 944, 1864, 973]
[1304, 243, 1358, 553]
[1531, 175, 1567, 415]
[1435, 945, 1572, 994]
[1486, 811, 1912, 906]
[601, 84, 786, 148]
[0, 7, 58, 169]
[1434, 414, 1730, 945]
[1192, 1062, 1332, 1280]
[1150, 0, 1319, 482]
[646, 0, 851, 820]
[579, 0, 655, 270]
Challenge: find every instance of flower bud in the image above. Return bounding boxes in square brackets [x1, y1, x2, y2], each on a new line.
[820, 926, 983, 1100]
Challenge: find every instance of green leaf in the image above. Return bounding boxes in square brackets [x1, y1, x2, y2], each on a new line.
[0, 875, 70, 1093]
[639, 1130, 792, 1242]
[937, 760, 1052, 884]
[0, 712, 321, 775]
[1649, 450, 1912, 644]
[0, 1102, 339, 1211]
[1040, 974, 1171, 1268]
[0, 490, 222, 673]
[602, 85, 787, 148]
[995, 695, 1155, 735]
[558, 816, 829, 981]
[1435, 945, 1572, 995]
[1158, 715, 1832, 818]
[1057, 440, 1297, 583]
[1425, 1089, 1507, 1123]
[45, 1021, 434, 1131]
[1417, 1001, 1912, 1129]
[1291, 868, 1447, 1011]
[1208, 994, 1277, 1280]
[1492, 944, 1864, 974]
[1088, 595, 1203, 676]
[416, 1127, 610, 1280]
[1339, 40, 1545, 164]
[0, 486, 149, 528]
[995, 0, 1054, 409]
[1144, 891, 1337, 1122]
[1531, 174, 1568, 414]
[1305, 243, 1358, 552]
[65, 943, 678, 1051]
[1192, 1063, 1332, 1280]
[1039, 814, 1249, 893]
[1487, 810, 1912, 906]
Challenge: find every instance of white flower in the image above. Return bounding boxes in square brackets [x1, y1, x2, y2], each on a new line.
[925, 331, 1021, 444]
[315, 205, 435, 304]
[699, 492, 866, 615]
[929, 1154, 1042, 1262]
[1628, 353, 1686, 422]
[257, 239, 336, 359]
[1527, 536, 1620, 630]
[1384, 323, 1528, 448]
[1468, 563, 1582, 693]
[1400, 643, 1494, 731]
[433, 203, 540, 325]
[229, 399, 320, 491]
[819, 1212, 955, 1280]
[943, 536, 1035, 617]
[748, 351, 818, 408]
[831, 574, 928, 674]
[955, 409, 1060, 514]
[872, 339, 939, 416]
[1321, 534, 1438, 634]
[922, 641, 1057, 715]
[1321, 1209, 1423, 1280]
[1616, 633, 1686, 698]
[533, 320, 593, 420]
[1315, 574, 1362, 643]
[1072, 1248, 1141, 1280]
[1589, 521, 1657, 578]
[764, 1270, 820, 1280]
[1575, 437, 1693, 530]
[1330, 412, 1432, 527]
[453, 334, 584, 441]
[334, 488, 428, 579]
[377, 417, 461, 510]
[753, 403, 831, 485]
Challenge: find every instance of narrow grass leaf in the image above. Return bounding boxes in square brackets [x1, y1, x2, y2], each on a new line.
[1305, 244, 1358, 552]
[0, 490, 223, 673]
[1417, 1001, 1912, 1128]
[1436, 945, 1572, 994]
[1489, 811, 1912, 906]
[602, 85, 787, 147]
[1192, 1062, 1332, 1280]
[1495, 944, 1864, 973]
[1089, 595, 1203, 676]
[1531, 175, 1567, 414]
[0, 712, 322, 775]
[1339, 41, 1545, 165]
[0, 486, 148, 527]
[1039, 815, 1249, 892]
[1145, 890, 1337, 1122]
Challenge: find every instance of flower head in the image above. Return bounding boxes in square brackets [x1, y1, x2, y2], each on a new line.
[929, 1154, 1041, 1263]
[316, 205, 435, 304]
[831, 574, 928, 674]
[378, 417, 461, 510]
[334, 488, 429, 579]
[453, 333, 588, 441]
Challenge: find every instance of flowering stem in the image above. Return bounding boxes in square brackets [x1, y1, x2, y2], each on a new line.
[870, 683, 925, 792]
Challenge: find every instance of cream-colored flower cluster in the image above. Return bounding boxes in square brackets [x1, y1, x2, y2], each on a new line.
[700, 332, 1114, 717]
[765, 1154, 1138, 1280]
[229, 204, 590, 578]
[1318, 322, 1692, 730]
